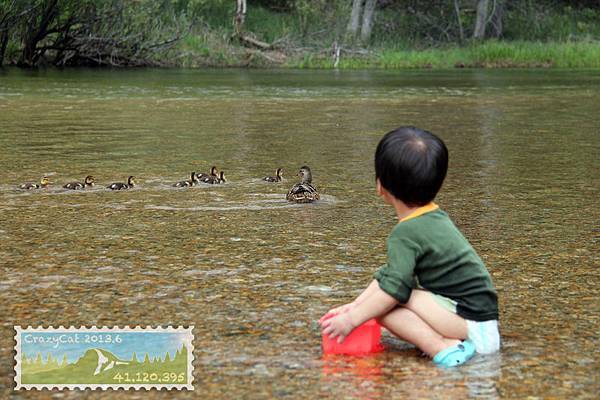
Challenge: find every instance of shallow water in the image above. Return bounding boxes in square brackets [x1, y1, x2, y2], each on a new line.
[0, 68, 599, 398]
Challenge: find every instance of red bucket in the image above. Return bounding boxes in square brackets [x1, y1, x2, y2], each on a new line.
[321, 315, 384, 355]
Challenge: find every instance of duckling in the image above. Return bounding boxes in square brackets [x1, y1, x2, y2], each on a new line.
[263, 168, 283, 182]
[174, 172, 198, 187]
[286, 166, 320, 203]
[200, 171, 225, 184]
[107, 176, 136, 190]
[19, 176, 50, 190]
[197, 166, 218, 181]
[64, 175, 95, 190]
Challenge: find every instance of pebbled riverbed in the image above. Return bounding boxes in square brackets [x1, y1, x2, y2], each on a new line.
[0, 68, 598, 399]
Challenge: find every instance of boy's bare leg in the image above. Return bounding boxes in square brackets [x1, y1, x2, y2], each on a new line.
[405, 289, 468, 339]
[378, 289, 468, 357]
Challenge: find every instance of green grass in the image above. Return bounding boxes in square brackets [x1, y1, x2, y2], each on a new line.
[285, 40, 600, 69]
[460, 40, 600, 68]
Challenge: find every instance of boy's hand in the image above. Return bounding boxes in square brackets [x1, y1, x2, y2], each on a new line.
[318, 302, 355, 324]
[320, 311, 357, 343]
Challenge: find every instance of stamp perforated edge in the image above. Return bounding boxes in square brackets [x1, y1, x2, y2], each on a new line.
[14, 325, 194, 390]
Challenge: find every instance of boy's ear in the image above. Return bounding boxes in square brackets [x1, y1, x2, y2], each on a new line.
[377, 179, 394, 205]
[376, 179, 384, 197]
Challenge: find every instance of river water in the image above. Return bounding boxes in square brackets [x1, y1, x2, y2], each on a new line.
[0, 68, 598, 398]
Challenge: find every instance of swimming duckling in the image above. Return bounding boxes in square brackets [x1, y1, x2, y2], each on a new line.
[263, 168, 283, 182]
[107, 176, 136, 190]
[286, 166, 320, 203]
[197, 166, 218, 181]
[174, 172, 198, 187]
[64, 175, 95, 190]
[19, 176, 50, 190]
[200, 171, 225, 184]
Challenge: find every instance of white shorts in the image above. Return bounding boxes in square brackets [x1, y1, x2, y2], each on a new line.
[466, 319, 501, 354]
[427, 290, 501, 354]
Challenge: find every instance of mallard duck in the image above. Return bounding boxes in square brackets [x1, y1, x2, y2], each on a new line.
[107, 176, 136, 190]
[19, 176, 50, 190]
[263, 168, 283, 182]
[174, 172, 198, 187]
[286, 166, 320, 203]
[197, 166, 218, 181]
[200, 171, 225, 184]
[64, 175, 95, 190]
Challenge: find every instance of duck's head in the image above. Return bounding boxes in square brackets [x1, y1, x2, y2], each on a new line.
[276, 168, 283, 178]
[84, 175, 95, 185]
[298, 166, 312, 184]
[219, 171, 226, 183]
[191, 171, 199, 183]
[40, 176, 50, 186]
[128, 176, 136, 186]
[210, 166, 218, 176]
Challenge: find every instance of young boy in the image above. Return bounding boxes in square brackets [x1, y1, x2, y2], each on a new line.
[319, 126, 500, 367]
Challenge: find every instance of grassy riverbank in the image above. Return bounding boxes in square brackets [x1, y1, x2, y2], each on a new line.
[179, 38, 600, 69]
[306, 41, 600, 69]
[174, 2, 600, 69]
[2, 1, 599, 69]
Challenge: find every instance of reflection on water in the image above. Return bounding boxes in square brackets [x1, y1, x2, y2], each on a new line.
[0, 68, 598, 399]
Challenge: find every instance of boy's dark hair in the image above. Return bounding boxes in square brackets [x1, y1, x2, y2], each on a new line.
[375, 126, 448, 207]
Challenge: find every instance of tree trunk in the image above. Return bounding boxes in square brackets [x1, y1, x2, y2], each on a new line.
[0, 30, 8, 66]
[453, 0, 464, 44]
[360, 0, 376, 43]
[473, 0, 489, 40]
[346, 0, 363, 39]
[18, 0, 59, 67]
[490, 0, 504, 38]
[234, 0, 246, 37]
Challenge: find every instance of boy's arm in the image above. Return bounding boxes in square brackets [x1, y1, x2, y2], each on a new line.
[321, 281, 398, 343]
[318, 279, 380, 324]
[350, 284, 398, 326]
[352, 279, 380, 306]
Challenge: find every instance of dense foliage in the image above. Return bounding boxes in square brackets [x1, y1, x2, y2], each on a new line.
[0, 0, 191, 67]
[0, 0, 598, 67]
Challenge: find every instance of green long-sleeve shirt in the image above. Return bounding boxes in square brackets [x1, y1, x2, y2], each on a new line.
[374, 205, 498, 321]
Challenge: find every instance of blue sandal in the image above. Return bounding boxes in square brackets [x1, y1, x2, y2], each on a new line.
[433, 340, 476, 368]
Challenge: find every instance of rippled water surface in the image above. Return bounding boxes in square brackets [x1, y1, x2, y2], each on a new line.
[0, 68, 599, 398]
